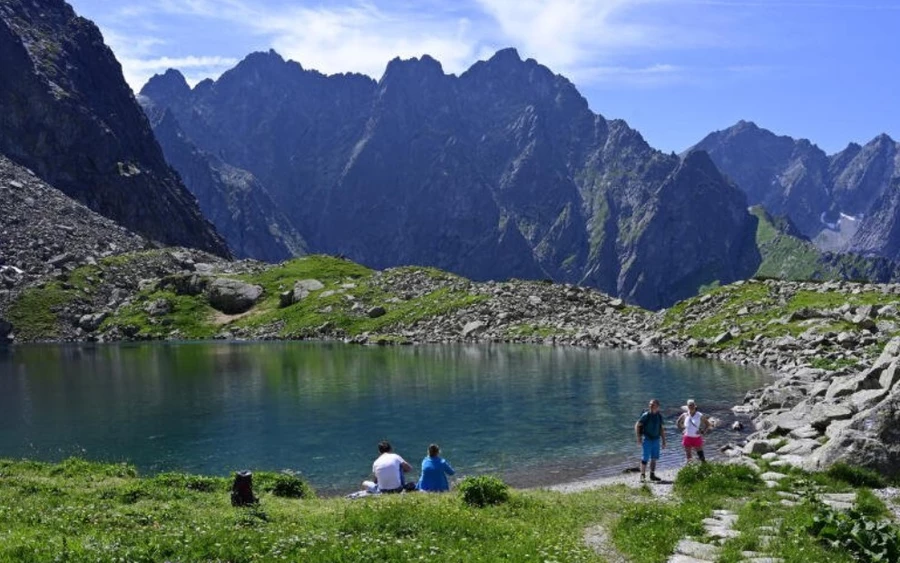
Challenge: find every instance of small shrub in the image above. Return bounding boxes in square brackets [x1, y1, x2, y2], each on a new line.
[807, 504, 900, 563]
[257, 471, 315, 499]
[458, 475, 509, 508]
[826, 463, 887, 489]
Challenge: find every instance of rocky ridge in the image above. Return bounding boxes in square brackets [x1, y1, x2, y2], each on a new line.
[141, 49, 760, 309]
[0, 0, 228, 256]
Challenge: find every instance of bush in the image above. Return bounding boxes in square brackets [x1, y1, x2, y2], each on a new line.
[826, 463, 887, 489]
[807, 504, 900, 563]
[458, 475, 510, 508]
[257, 471, 315, 499]
[674, 462, 763, 500]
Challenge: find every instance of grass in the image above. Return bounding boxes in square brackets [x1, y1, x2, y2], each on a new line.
[5, 283, 72, 340]
[0, 458, 642, 563]
[93, 255, 488, 341]
[505, 323, 570, 339]
[0, 458, 895, 562]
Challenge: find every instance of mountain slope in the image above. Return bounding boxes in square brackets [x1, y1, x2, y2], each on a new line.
[143, 49, 760, 309]
[140, 78, 306, 262]
[0, 0, 228, 256]
[693, 122, 900, 260]
[751, 206, 900, 282]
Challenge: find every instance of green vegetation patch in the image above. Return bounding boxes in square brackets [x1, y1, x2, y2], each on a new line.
[0, 457, 647, 563]
[6, 283, 71, 340]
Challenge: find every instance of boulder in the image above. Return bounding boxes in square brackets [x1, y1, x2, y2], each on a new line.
[164, 273, 207, 296]
[206, 278, 264, 314]
[809, 403, 854, 431]
[462, 321, 486, 338]
[367, 306, 386, 319]
[875, 337, 900, 368]
[758, 385, 806, 410]
[713, 331, 733, 345]
[850, 388, 889, 411]
[78, 312, 108, 332]
[143, 298, 171, 316]
[292, 279, 324, 303]
[809, 388, 900, 478]
[825, 367, 883, 400]
[880, 362, 900, 389]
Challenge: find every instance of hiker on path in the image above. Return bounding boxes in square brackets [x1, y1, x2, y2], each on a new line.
[417, 444, 456, 492]
[635, 398, 666, 482]
[677, 399, 710, 463]
[362, 441, 412, 493]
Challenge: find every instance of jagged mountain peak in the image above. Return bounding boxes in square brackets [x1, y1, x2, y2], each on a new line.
[139, 68, 190, 104]
[382, 54, 446, 82]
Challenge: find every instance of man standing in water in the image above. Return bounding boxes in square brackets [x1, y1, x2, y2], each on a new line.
[677, 399, 710, 463]
[635, 399, 666, 482]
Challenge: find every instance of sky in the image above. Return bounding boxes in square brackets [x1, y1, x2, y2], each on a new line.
[67, 0, 900, 154]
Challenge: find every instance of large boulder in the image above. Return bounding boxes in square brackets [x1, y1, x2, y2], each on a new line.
[809, 387, 900, 478]
[825, 366, 883, 399]
[207, 278, 264, 314]
[291, 279, 324, 304]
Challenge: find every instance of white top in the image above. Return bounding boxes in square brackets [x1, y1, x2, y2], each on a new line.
[684, 411, 705, 437]
[372, 453, 406, 491]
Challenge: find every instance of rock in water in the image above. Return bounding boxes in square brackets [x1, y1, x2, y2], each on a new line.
[206, 278, 264, 314]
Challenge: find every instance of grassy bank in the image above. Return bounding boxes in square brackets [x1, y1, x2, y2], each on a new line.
[0, 458, 897, 562]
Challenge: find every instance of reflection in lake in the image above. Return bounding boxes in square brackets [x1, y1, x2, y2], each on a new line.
[0, 342, 769, 493]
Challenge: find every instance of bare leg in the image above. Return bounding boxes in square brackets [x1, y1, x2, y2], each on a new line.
[685, 447, 693, 462]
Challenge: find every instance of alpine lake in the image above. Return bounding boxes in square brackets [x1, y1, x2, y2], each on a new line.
[0, 342, 770, 494]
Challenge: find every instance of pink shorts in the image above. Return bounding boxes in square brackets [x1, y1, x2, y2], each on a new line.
[682, 435, 704, 449]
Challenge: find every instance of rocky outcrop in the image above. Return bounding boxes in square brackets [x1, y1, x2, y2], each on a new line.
[142, 48, 762, 309]
[0, 0, 228, 256]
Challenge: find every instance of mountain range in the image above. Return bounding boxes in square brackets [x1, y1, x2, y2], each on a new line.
[693, 121, 900, 259]
[3, 0, 900, 312]
[138, 49, 762, 309]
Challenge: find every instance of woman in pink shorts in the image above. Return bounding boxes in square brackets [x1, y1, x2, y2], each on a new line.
[677, 399, 710, 463]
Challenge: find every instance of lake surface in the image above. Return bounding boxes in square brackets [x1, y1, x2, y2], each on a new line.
[0, 342, 770, 493]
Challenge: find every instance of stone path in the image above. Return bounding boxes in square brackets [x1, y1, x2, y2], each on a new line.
[664, 488, 858, 563]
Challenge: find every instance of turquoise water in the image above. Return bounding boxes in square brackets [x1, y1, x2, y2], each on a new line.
[0, 342, 769, 493]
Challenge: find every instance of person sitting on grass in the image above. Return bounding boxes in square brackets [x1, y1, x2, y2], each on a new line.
[362, 440, 412, 494]
[635, 398, 667, 482]
[417, 444, 455, 492]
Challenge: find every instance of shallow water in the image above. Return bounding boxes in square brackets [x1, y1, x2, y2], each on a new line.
[0, 342, 769, 493]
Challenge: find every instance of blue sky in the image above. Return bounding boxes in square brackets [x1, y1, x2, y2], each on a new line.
[68, 0, 899, 154]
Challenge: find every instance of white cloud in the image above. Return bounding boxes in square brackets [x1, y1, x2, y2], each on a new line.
[85, 0, 739, 90]
[99, 28, 238, 89]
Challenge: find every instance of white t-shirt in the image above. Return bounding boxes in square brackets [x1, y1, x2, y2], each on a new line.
[372, 453, 406, 491]
[684, 411, 705, 437]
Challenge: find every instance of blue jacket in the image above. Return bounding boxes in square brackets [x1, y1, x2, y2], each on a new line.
[417, 456, 455, 492]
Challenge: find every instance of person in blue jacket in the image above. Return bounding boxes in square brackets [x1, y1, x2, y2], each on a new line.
[417, 444, 455, 492]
